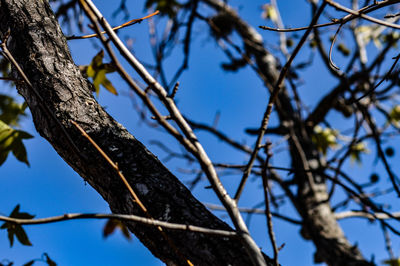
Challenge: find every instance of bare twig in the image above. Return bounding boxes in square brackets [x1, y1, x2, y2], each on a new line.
[355, 53, 400, 102]
[71, 120, 149, 212]
[381, 221, 395, 260]
[0, 212, 237, 237]
[261, 144, 279, 265]
[335, 211, 400, 220]
[67, 10, 160, 40]
[233, 1, 328, 201]
[325, 0, 400, 30]
[79, 1, 266, 265]
[328, 23, 344, 70]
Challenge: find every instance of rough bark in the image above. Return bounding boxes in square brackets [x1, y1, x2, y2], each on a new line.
[0, 0, 273, 265]
[202, 0, 374, 265]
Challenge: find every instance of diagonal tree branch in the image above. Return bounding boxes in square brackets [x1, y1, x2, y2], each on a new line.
[0, 0, 273, 265]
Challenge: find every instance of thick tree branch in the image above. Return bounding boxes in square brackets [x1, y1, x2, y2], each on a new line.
[0, 0, 272, 265]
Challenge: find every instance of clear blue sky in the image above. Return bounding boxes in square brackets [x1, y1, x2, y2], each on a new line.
[1, 1, 399, 265]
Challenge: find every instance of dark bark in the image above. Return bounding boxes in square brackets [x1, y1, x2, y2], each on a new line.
[0, 0, 273, 265]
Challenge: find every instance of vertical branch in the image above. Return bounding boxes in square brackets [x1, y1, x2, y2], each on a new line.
[261, 143, 279, 266]
[234, 1, 328, 201]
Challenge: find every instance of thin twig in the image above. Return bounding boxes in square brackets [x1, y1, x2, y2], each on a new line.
[260, 21, 336, 32]
[168, 81, 180, 99]
[71, 121, 148, 212]
[260, 0, 400, 32]
[261, 144, 279, 265]
[381, 221, 395, 260]
[79, 1, 267, 265]
[325, 0, 400, 30]
[355, 53, 400, 103]
[67, 10, 160, 40]
[328, 23, 344, 70]
[71, 117, 193, 266]
[205, 203, 302, 225]
[0, 213, 238, 237]
[233, 1, 328, 202]
[0, 76, 20, 82]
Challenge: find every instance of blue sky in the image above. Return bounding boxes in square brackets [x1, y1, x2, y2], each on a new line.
[1, 1, 400, 265]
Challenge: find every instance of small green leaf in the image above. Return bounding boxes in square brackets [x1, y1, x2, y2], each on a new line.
[101, 78, 118, 95]
[387, 105, 400, 127]
[0, 120, 33, 166]
[261, 4, 278, 23]
[0, 94, 28, 126]
[14, 225, 32, 246]
[337, 43, 350, 56]
[383, 258, 400, 266]
[349, 142, 369, 163]
[312, 125, 338, 155]
[0, 205, 35, 247]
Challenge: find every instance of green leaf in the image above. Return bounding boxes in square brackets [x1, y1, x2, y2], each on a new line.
[14, 225, 32, 246]
[0, 204, 35, 247]
[337, 43, 350, 56]
[101, 77, 118, 95]
[0, 94, 28, 126]
[383, 258, 400, 266]
[0, 120, 33, 166]
[312, 125, 338, 155]
[387, 105, 400, 127]
[0, 57, 11, 77]
[261, 4, 278, 23]
[349, 142, 369, 163]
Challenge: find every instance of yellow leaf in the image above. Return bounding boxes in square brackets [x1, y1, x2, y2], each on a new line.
[262, 4, 278, 23]
[383, 258, 400, 266]
[86, 50, 118, 96]
[86, 65, 95, 77]
[93, 69, 118, 96]
[102, 78, 118, 95]
[93, 69, 106, 96]
[91, 50, 104, 69]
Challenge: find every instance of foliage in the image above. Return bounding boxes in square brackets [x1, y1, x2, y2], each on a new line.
[80, 50, 118, 96]
[0, 205, 34, 247]
[349, 142, 369, 163]
[0, 120, 33, 166]
[312, 125, 338, 155]
[387, 105, 400, 127]
[383, 258, 400, 266]
[0, 94, 28, 126]
[103, 219, 131, 241]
